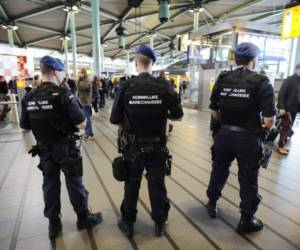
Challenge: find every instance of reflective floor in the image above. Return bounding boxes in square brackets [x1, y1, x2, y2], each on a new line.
[1, 108, 300, 250]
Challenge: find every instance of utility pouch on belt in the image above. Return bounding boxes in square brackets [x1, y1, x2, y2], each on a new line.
[61, 156, 83, 177]
[165, 150, 172, 176]
[112, 156, 128, 182]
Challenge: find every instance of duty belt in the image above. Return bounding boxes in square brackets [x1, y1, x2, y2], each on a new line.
[221, 125, 251, 134]
[136, 137, 162, 144]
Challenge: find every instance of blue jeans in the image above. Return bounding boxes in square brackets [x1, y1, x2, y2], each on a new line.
[82, 106, 93, 136]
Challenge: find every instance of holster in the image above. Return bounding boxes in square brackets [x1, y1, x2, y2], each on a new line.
[112, 156, 129, 182]
[60, 156, 83, 177]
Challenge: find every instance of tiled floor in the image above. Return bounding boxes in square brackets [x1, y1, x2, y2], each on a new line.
[1, 107, 300, 250]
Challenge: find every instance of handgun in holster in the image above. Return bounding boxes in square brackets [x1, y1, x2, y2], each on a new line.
[259, 115, 282, 169]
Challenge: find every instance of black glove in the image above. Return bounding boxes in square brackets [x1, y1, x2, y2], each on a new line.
[28, 145, 41, 157]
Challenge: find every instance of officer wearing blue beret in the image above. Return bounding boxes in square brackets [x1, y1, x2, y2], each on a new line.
[20, 56, 102, 239]
[110, 45, 183, 237]
[206, 42, 276, 233]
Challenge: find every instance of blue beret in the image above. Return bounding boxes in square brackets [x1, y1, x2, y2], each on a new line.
[40, 55, 64, 71]
[236, 42, 260, 59]
[296, 63, 300, 69]
[135, 45, 156, 63]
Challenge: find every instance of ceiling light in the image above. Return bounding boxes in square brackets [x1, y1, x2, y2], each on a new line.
[71, 5, 79, 11]
[60, 35, 71, 41]
[1, 24, 18, 30]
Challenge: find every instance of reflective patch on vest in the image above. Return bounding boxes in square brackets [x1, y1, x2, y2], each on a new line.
[27, 100, 53, 111]
[128, 95, 163, 105]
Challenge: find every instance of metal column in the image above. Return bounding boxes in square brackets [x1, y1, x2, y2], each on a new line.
[63, 40, 69, 74]
[91, 0, 101, 77]
[149, 36, 154, 49]
[70, 10, 77, 79]
[193, 10, 200, 32]
[288, 37, 300, 76]
[231, 31, 238, 50]
[126, 50, 130, 75]
[7, 28, 14, 47]
[101, 45, 104, 73]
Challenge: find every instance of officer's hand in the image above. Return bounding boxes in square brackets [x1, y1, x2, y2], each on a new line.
[279, 109, 287, 116]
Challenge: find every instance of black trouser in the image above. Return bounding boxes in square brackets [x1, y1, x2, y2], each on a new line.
[121, 144, 170, 225]
[207, 128, 262, 216]
[99, 90, 105, 108]
[39, 142, 88, 219]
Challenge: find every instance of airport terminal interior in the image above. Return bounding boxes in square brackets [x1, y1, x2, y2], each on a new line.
[1, 0, 300, 249]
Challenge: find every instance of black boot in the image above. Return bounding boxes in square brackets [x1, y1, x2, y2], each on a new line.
[77, 212, 103, 231]
[236, 214, 264, 234]
[118, 218, 134, 238]
[206, 201, 217, 219]
[155, 221, 168, 237]
[48, 217, 62, 239]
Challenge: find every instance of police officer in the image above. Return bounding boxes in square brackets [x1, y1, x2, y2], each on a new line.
[20, 56, 102, 239]
[206, 43, 276, 234]
[110, 45, 183, 238]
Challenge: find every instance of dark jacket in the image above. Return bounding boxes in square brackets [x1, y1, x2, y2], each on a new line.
[278, 74, 300, 114]
[0, 80, 8, 95]
[77, 78, 92, 106]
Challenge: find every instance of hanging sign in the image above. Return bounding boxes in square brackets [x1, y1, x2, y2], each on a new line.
[281, 4, 300, 39]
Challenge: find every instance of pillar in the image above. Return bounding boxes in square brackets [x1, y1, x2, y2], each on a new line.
[288, 37, 300, 76]
[63, 40, 69, 74]
[149, 35, 154, 49]
[101, 45, 105, 74]
[91, 0, 101, 77]
[7, 28, 14, 47]
[126, 50, 130, 75]
[231, 31, 238, 50]
[70, 11, 77, 79]
[193, 10, 200, 32]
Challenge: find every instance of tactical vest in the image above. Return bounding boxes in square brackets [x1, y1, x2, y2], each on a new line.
[218, 71, 260, 131]
[123, 75, 168, 138]
[25, 84, 71, 142]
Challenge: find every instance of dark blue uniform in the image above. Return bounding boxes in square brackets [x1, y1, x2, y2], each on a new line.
[110, 73, 183, 226]
[207, 68, 276, 216]
[20, 82, 89, 220]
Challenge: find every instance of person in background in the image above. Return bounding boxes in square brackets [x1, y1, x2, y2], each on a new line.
[277, 63, 300, 155]
[0, 76, 8, 95]
[77, 69, 94, 140]
[32, 75, 41, 89]
[8, 76, 18, 94]
[66, 74, 77, 94]
[60, 77, 71, 90]
[99, 78, 106, 108]
[92, 76, 100, 114]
